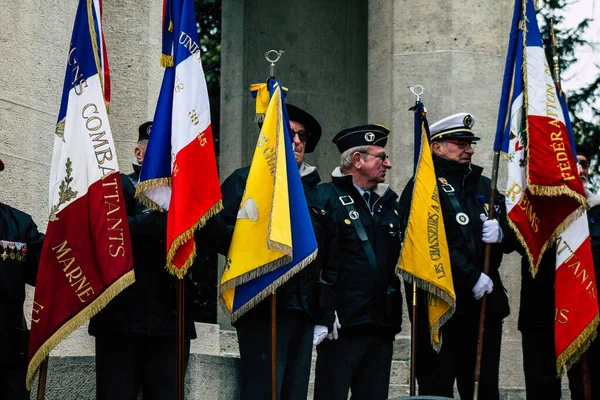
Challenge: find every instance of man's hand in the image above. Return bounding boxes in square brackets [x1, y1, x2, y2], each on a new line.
[313, 325, 328, 345]
[327, 311, 342, 340]
[472, 272, 493, 300]
[480, 213, 503, 243]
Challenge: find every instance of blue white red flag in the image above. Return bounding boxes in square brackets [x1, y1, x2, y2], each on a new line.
[495, 0, 599, 374]
[136, 0, 222, 278]
[27, 0, 134, 388]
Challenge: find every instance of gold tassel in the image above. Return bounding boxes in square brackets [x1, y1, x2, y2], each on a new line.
[168, 20, 173, 32]
[160, 54, 174, 68]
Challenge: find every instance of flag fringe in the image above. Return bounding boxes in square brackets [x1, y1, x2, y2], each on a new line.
[556, 313, 600, 376]
[219, 254, 293, 293]
[26, 270, 135, 389]
[527, 184, 587, 206]
[160, 54, 174, 68]
[134, 177, 171, 212]
[165, 200, 224, 279]
[220, 249, 318, 323]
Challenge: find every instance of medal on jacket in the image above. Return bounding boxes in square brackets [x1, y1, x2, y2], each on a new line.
[456, 212, 470, 225]
[349, 210, 360, 220]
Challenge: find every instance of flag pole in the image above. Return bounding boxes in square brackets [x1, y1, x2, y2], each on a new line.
[36, 357, 49, 400]
[474, 150, 500, 400]
[177, 279, 185, 400]
[264, 49, 285, 400]
[549, 19, 592, 400]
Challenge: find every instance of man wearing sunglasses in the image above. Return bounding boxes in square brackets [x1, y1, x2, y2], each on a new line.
[216, 104, 323, 400]
[308, 124, 403, 400]
[402, 113, 514, 399]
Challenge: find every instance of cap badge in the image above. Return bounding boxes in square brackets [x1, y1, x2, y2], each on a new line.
[147, 125, 152, 136]
[463, 115, 473, 128]
[364, 132, 375, 142]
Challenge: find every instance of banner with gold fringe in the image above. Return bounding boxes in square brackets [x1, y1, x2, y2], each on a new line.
[27, 0, 134, 388]
[136, 0, 222, 278]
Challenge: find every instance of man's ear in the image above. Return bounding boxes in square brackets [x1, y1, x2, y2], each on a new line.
[431, 141, 442, 156]
[352, 151, 364, 169]
[134, 146, 143, 163]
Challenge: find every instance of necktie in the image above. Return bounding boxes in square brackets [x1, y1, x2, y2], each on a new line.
[363, 191, 371, 211]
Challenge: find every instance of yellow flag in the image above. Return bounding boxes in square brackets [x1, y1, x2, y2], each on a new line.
[220, 84, 292, 312]
[397, 106, 455, 351]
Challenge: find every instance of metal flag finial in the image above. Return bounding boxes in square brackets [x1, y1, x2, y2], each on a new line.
[408, 85, 425, 103]
[265, 50, 285, 78]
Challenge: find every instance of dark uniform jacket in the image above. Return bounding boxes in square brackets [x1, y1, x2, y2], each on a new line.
[0, 204, 44, 367]
[89, 170, 196, 338]
[519, 190, 600, 331]
[219, 164, 322, 322]
[402, 156, 513, 317]
[307, 168, 403, 337]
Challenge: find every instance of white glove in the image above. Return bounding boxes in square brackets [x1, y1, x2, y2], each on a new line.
[472, 272, 494, 300]
[327, 311, 342, 340]
[480, 213, 504, 243]
[313, 325, 328, 345]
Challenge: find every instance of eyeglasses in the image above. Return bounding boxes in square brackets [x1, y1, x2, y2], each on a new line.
[578, 160, 591, 169]
[291, 129, 308, 142]
[359, 151, 389, 162]
[444, 139, 476, 150]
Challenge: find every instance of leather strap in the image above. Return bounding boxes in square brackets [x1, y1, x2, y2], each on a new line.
[437, 177, 477, 256]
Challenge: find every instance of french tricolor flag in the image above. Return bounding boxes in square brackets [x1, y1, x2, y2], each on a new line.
[27, 0, 134, 388]
[136, 0, 222, 278]
[495, 0, 599, 375]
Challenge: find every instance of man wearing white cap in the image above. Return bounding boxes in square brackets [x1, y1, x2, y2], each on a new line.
[401, 113, 514, 399]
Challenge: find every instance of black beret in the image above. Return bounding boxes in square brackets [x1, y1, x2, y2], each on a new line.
[287, 104, 321, 153]
[332, 124, 390, 154]
[138, 121, 152, 142]
[0, 158, 4, 172]
[576, 144, 591, 160]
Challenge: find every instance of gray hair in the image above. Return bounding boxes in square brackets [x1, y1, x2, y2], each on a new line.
[340, 145, 371, 170]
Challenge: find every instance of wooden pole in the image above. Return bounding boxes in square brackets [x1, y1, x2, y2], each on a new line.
[581, 352, 592, 400]
[176, 279, 185, 400]
[409, 281, 418, 396]
[36, 357, 49, 400]
[271, 292, 277, 400]
[474, 150, 501, 400]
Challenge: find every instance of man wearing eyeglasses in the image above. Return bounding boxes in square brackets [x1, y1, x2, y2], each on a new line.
[308, 124, 403, 400]
[216, 104, 323, 400]
[402, 113, 514, 399]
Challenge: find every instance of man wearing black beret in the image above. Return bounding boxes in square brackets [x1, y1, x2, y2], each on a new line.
[217, 104, 323, 399]
[0, 158, 45, 399]
[89, 121, 198, 399]
[308, 124, 403, 400]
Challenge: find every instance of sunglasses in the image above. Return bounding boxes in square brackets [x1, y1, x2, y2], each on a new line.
[578, 160, 591, 169]
[291, 129, 308, 142]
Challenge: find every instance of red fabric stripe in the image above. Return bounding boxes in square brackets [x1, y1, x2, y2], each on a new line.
[29, 173, 133, 360]
[168, 124, 221, 270]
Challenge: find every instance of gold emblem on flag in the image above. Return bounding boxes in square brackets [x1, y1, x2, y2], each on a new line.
[49, 158, 78, 221]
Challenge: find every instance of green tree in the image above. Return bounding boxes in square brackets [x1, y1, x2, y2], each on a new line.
[539, 0, 600, 188]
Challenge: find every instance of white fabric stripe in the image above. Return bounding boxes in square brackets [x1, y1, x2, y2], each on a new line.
[49, 74, 120, 215]
[171, 53, 211, 164]
[526, 46, 566, 124]
[555, 210, 589, 268]
[505, 91, 526, 213]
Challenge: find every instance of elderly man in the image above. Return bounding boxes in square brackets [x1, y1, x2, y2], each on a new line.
[519, 144, 600, 400]
[218, 104, 323, 400]
[0, 158, 45, 399]
[402, 113, 514, 399]
[309, 124, 403, 400]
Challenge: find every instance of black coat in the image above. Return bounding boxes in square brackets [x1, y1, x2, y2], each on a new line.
[89, 172, 196, 338]
[219, 164, 322, 322]
[306, 168, 403, 336]
[401, 156, 513, 317]
[0, 204, 44, 366]
[519, 193, 600, 331]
